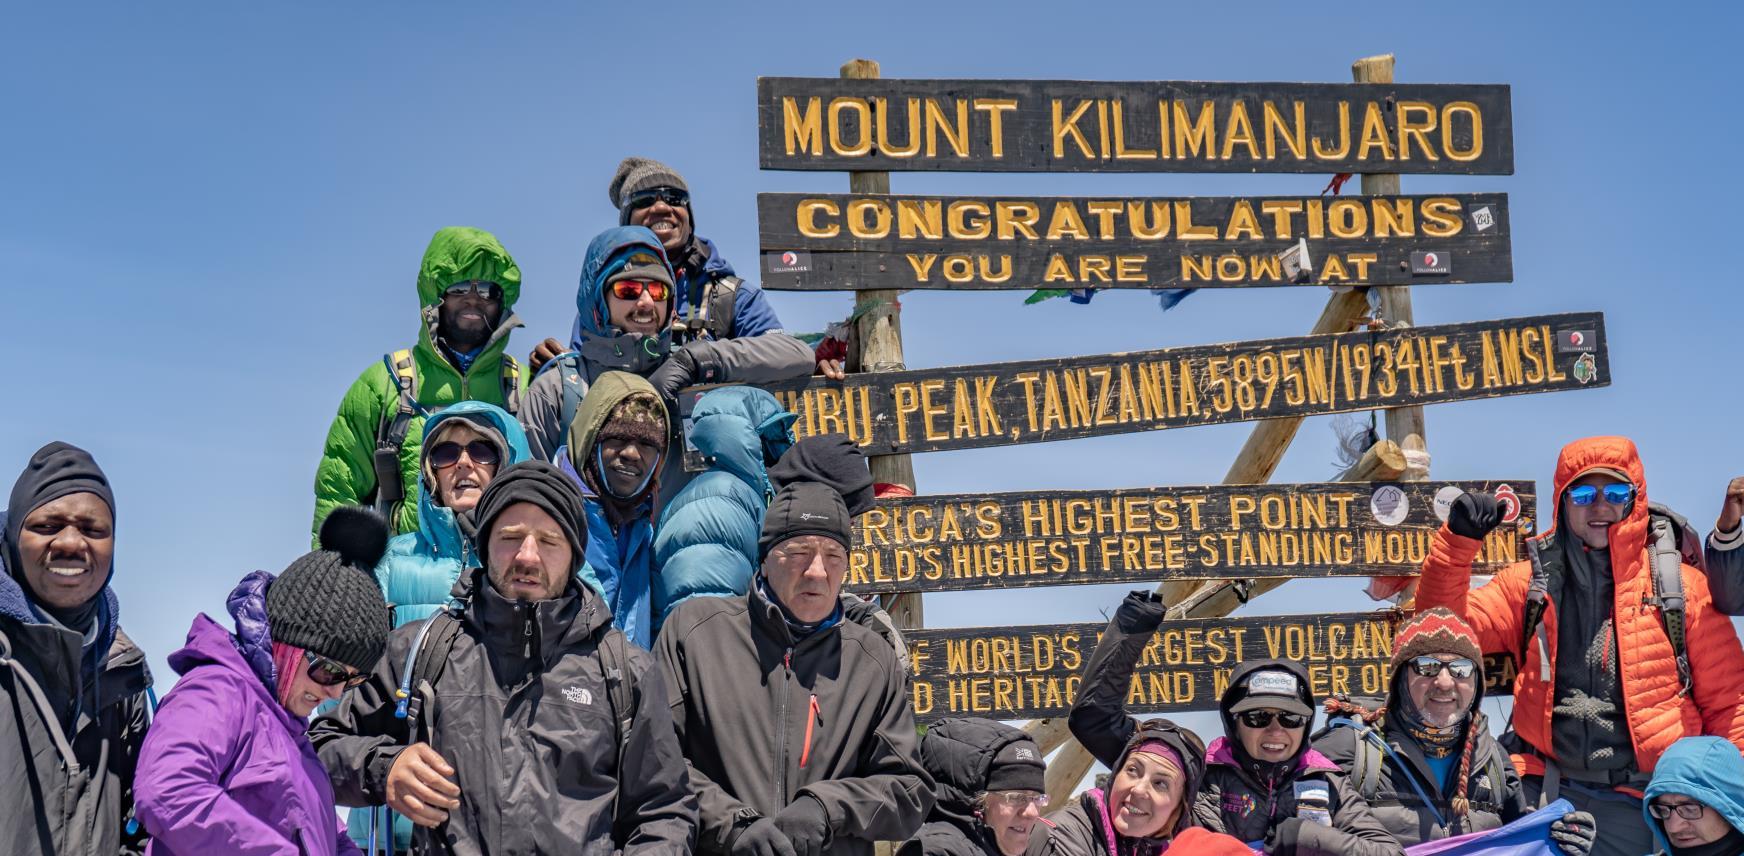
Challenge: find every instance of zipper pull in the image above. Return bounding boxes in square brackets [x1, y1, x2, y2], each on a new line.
[800, 694, 820, 768]
[522, 604, 534, 658]
[784, 649, 793, 673]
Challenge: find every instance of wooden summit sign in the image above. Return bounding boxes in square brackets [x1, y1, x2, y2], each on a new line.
[758, 78, 1513, 174]
[845, 479, 1537, 595]
[905, 613, 1517, 722]
[690, 312, 1607, 457]
[758, 192, 1511, 290]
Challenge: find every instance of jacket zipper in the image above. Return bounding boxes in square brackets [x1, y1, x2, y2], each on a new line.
[521, 602, 535, 659]
[777, 648, 793, 805]
[800, 694, 820, 769]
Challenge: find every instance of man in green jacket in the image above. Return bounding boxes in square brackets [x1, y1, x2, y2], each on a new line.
[311, 226, 526, 540]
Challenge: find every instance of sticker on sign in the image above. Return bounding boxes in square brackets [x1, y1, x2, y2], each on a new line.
[765, 250, 812, 274]
[1557, 329, 1597, 353]
[1411, 250, 1452, 275]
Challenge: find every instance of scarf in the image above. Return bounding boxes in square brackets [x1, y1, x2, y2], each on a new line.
[1670, 826, 1744, 856]
[1398, 691, 1467, 760]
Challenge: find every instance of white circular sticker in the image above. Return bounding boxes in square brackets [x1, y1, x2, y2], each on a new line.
[1433, 486, 1465, 523]
[1371, 485, 1409, 527]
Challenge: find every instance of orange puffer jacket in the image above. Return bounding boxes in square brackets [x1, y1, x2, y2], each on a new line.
[1417, 436, 1744, 778]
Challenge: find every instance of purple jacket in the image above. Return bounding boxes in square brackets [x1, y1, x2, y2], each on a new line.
[135, 572, 359, 856]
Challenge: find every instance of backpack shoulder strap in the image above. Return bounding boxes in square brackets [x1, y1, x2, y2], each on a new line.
[598, 627, 638, 831]
[1521, 536, 1553, 684]
[701, 274, 741, 340]
[1326, 717, 1383, 800]
[1648, 514, 1693, 696]
[371, 349, 420, 517]
[394, 609, 464, 741]
[556, 354, 587, 443]
[500, 355, 521, 416]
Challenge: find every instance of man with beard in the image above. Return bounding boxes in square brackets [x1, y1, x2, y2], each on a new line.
[313, 226, 527, 538]
[311, 461, 695, 855]
[1314, 608, 1594, 853]
[656, 480, 933, 856]
[1419, 437, 1744, 856]
[0, 442, 153, 854]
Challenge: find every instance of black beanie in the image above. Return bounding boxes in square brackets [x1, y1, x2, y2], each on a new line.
[985, 738, 1047, 794]
[768, 436, 874, 516]
[759, 481, 852, 561]
[266, 507, 392, 671]
[4, 442, 118, 618]
[467, 461, 589, 573]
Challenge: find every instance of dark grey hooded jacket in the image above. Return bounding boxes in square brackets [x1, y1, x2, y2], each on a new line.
[655, 583, 934, 856]
[309, 567, 695, 855]
[0, 619, 152, 855]
[898, 718, 1050, 856]
[1310, 665, 1528, 845]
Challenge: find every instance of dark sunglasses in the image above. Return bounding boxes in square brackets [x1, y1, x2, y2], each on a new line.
[1567, 483, 1634, 506]
[443, 280, 502, 301]
[611, 279, 671, 302]
[625, 187, 689, 211]
[429, 440, 501, 469]
[1648, 802, 1709, 821]
[1237, 709, 1308, 729]
[1408, 656, 1477, 679]
[304, 650, 369, 689]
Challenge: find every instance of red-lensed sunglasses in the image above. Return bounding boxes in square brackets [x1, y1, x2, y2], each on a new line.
[611, 279, 670, 302]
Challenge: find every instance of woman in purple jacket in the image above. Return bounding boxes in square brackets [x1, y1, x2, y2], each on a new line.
[135, 508, 392, 856]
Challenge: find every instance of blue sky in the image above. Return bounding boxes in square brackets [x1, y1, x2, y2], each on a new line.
[5, 1, 1741, 747]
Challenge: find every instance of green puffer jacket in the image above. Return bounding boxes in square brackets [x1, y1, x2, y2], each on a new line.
[311, 226, 525, 541]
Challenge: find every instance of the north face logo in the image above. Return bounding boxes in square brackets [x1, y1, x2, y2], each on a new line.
[563, 686, 592, 705]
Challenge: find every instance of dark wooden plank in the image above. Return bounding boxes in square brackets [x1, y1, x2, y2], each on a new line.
[758, 192, 1511, 290]
[758, 78, 1513, 174]
[906, 614, 1516, 722]
[679, 312, 1609, 459]
[847, 479, 1538, 594]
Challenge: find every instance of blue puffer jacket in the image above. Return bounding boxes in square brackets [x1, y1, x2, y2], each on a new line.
[349, 401, 528, 852]
[652, 386, 796, 630]
[1643, 736, 1744, 853]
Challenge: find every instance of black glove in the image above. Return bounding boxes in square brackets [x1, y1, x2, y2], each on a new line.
[1264, 816, 1304, 855]
[1448, 492, 1503, 540]
[730, 818, 797, 856]
[1113, 590, 1166, 635]
[648, 341, 725, 400]
[1548, 811, 1596, 856]
[772, 795, 832, 856]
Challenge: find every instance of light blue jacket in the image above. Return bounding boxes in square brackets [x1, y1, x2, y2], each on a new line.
[652, 386, 795, 630]
[1643, 736, 1744, 854]
[374, 401, 532, 624]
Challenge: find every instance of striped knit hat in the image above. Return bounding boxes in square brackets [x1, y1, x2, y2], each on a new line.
[1390, 607, 1483, 676]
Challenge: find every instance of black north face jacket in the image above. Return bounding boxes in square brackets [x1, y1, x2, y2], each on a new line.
[311, 569, 695, 855]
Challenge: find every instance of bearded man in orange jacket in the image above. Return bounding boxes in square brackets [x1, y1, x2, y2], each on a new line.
[1416, 435, 1744, 856]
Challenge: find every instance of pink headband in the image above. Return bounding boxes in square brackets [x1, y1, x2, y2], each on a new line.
[1130, 739, 1183, 774]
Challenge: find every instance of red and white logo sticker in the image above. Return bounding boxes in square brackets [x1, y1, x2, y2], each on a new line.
[782, 251, 799, 266]
[1494, 484, 1521, 523]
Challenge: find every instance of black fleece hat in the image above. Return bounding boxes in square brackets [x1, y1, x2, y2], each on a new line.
[985, 738, 1047, 793]
[758, 481, 852, 561]
[768, 436, 875, 516]
[467, 461, 589, 572]
[266, 507, 392, 671]
[5, 442, 117, 595]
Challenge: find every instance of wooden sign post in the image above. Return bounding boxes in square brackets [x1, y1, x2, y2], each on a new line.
[840, 58, 924, 640]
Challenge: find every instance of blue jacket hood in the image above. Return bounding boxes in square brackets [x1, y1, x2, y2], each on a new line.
[222, 570, 277, 691]
[1644, 736, 1744, 850]
[688, 386, 797, 501]
[413, 401, 532, 558]
[574, 226, 678, 341]
[695, 236, 734, 278]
